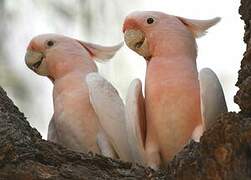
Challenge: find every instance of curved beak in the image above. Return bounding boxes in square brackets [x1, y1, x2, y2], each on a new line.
[25, 50, 48, 76]
[124, 29, 151, 60]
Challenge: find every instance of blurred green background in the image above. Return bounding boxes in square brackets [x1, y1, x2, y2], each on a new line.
[0, 0, 244, 138]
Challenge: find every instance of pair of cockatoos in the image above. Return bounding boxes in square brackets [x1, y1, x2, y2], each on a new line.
[25, 11, 227, 169]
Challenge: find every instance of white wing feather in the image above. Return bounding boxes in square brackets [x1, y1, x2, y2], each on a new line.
[125, 79, 146, 165]
[86, 72, 132, 161]
[199, 68, 228, 130]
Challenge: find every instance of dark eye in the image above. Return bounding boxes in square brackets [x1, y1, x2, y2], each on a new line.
[147, 17, 154, 24]
[47, 40, 54, 47]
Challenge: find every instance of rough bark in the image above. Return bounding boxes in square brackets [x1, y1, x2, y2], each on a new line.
[0, 1, 251, 179]
[235, 0, 251, 115]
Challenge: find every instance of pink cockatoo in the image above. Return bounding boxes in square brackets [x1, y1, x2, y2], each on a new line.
[25, 34, 133, 161]
[120, 11, 227, 168]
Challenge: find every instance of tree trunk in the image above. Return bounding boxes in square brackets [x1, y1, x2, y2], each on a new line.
[1, 1, 251, 179]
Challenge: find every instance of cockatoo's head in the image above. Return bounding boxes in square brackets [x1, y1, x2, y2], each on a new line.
[25, 33, 123, 81]
[123, 11, 220, 61]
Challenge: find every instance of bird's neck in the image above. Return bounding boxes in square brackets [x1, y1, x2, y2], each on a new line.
[48, 57, 97, 82]
[146, 55, 199, 89]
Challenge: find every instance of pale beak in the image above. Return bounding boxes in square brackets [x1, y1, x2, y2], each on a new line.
[124, 29, 151, 60]
[25, 50, 48, 76]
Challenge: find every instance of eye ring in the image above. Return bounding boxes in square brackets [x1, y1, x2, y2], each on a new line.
[146, 17, 155, 24]
[46, 40, 55, 48]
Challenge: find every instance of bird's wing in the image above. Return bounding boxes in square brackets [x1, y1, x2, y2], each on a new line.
[47, 115, 59, 143]
[86, 72, 132, 161]
[199, 68, 228, 130]
[125, 79, 146, 165]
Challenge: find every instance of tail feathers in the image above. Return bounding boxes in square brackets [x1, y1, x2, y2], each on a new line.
[199, 68, 228, 130]
[125, 79, 146, 165]
[96, 131, 118, 159]
[47, 115, 59, 143]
